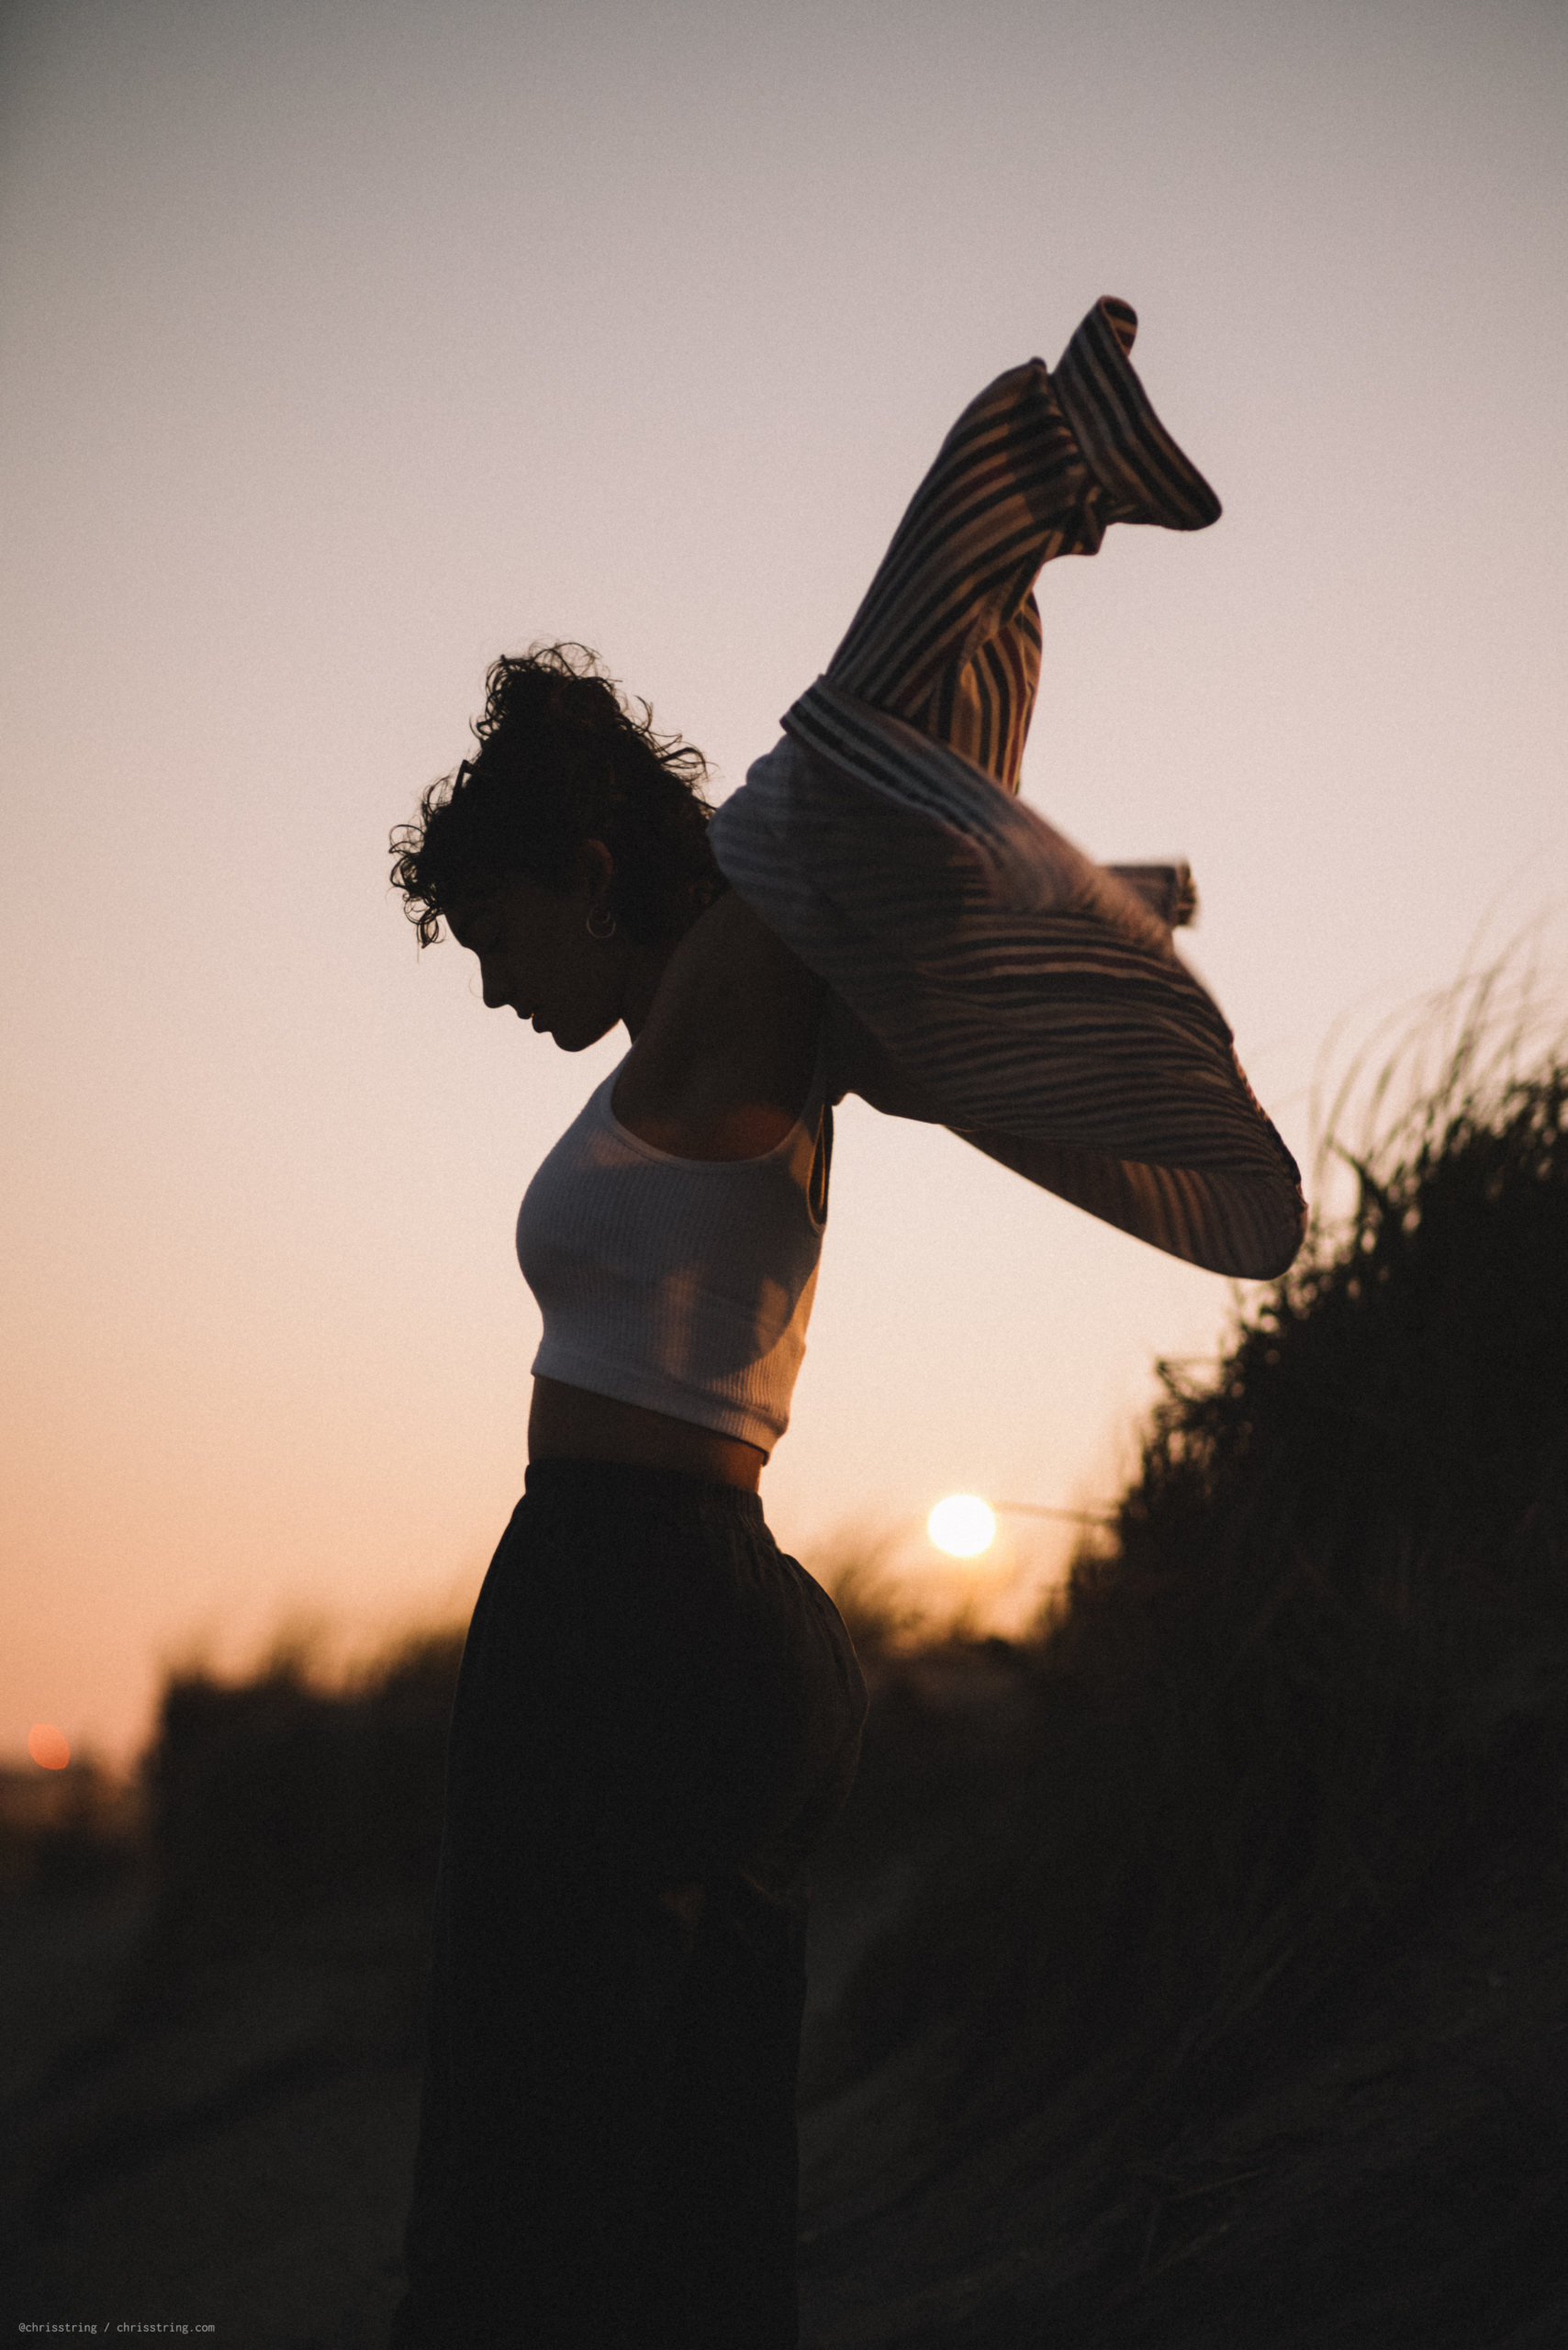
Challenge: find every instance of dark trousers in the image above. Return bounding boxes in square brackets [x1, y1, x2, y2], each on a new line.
[389, 1460, 868, 2349]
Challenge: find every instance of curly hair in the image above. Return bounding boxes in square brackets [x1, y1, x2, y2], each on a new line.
[389, 643, 727, 948]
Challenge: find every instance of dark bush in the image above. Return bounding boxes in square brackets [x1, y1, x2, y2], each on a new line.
[146, 1631, 465, 1960]
[807, 1027, 1568, 2344]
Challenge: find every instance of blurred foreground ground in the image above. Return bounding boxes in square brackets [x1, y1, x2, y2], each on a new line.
[4, 1624, 1564, 2348]
[6, 1016, 1568, 2344]
[0, 1641, 1032, 2344]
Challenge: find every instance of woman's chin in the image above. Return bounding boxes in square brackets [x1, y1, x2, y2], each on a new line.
[550, 1021, 600, 1053]
[551, 1009, 622, 1053]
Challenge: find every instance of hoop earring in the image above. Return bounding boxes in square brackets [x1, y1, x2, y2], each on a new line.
[586, 906, 618, 941]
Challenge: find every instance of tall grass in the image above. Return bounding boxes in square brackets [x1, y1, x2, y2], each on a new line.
[810, 1005, 1568, 2339]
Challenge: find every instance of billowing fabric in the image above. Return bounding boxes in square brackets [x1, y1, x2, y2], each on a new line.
[709, 298, 1305, 1281]
[389, 1460, 867, 2350]
[822, 295, 1219, 796]
[517, 1041, 832, 1453]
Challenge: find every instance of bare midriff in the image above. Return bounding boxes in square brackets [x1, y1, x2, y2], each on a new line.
[528, 1375, 767, 1493]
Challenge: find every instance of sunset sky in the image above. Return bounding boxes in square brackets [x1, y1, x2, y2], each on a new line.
[4, 0, 1565, 1767]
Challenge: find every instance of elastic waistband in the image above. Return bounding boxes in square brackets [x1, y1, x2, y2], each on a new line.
[521, 1454, 767, 1528]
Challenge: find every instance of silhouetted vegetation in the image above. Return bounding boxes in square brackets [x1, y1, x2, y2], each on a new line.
[143, 1629, 465, 1963]
[0, 1762, 144, 1899]
[800, 1013, 1568, 2344]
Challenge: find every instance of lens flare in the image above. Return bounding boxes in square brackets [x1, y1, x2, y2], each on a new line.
[28, 1722, 71, 1771]
[927, 1494, 997, 1559]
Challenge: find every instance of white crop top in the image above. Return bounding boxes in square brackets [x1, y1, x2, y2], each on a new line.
[516, 1048, 832, 1453]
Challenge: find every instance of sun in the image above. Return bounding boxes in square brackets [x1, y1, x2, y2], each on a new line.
[927, 1494, 997, 1559]
[28, 1722, 71, 1771]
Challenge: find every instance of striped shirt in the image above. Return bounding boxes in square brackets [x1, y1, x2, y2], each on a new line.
[708, 298, 1305, 1281]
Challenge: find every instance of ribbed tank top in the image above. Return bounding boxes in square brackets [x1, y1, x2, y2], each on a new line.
[516, 1049, 831, 1453]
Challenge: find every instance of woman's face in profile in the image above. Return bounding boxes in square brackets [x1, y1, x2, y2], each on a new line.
[446, 868, 621, 1052]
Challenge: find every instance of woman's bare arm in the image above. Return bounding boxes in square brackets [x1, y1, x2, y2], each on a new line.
[610, 890, 824, 1159]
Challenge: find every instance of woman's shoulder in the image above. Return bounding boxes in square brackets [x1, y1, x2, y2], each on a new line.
[611, 891, 825, 1160]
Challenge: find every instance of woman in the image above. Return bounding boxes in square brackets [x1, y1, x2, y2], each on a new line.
[387, 297, 1303, 2349]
